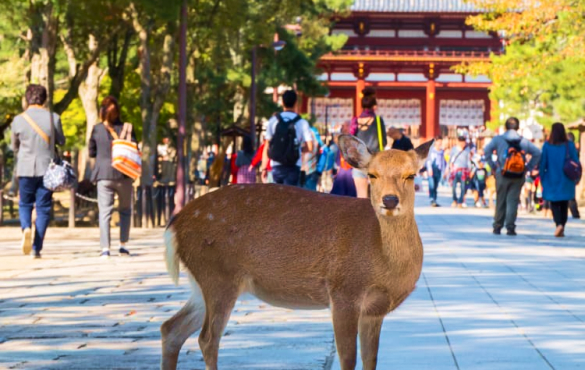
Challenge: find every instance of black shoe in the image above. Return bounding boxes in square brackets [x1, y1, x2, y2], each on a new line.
[118, 247, 131, 257]
[507, 229, 517, 236]
[32, 251, 41, 259]
[493, 228, 501, 235]
[431, 202, 438, 208]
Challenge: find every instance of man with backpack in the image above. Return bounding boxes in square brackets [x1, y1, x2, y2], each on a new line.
[263, 90, 313, 186]
[483, 117, 541, 235]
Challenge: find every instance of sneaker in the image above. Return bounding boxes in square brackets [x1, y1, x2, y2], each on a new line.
[461, 203, 468, 209]
[493, 228, 501, 235]
[100, 250, 111, 258]
[21, 228, 32, 255]
[431, 201, 438, 208]
[32, 251, 41, 259]
[118, 247, 131, 257]
[507, 229, 517, 236]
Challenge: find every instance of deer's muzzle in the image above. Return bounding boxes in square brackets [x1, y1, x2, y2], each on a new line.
[382, 195, 399, 210]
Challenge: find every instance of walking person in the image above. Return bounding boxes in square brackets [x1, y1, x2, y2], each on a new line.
[155, 136, 176, 226]
[350, 87, 387, 198]
[302, 126, 321, 191]
[11, 84, 65, 258]
[236, 135, 256, 184]
[567, 132, 581, 219]
[264, 90, 313, 186]
[89, 96, 136, 257]
[483, 117, 541, 235]
[449, 137, 472, 208]
[540, 123, 581, 237]
[387, 126, 414, 151]
[426, 136, 447, 207]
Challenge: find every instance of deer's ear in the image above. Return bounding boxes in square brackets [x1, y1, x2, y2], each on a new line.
[413, 139, 434, 168]
[339, 135, 372, 170]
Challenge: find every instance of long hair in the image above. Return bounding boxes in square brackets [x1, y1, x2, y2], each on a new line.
[548, 122, 568, 145]
[99, 96, 121, 124]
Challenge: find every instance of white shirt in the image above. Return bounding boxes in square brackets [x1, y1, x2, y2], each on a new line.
[264, 111, 313, 167]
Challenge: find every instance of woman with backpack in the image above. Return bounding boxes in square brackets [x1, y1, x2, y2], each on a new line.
[350, 87, 387, 198]
[539, 122, 581, 237]
[89, 96, 137, 257]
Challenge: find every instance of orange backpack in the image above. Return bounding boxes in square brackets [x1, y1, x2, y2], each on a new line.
[501, 139, 526, 178]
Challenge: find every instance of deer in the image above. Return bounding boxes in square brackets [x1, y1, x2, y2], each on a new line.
[161, 135, 433, 370]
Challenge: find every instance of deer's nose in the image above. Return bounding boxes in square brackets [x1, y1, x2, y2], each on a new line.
[382, 195, 399, 210]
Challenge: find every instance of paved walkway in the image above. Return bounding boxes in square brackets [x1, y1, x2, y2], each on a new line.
[1, 190, 585, 369]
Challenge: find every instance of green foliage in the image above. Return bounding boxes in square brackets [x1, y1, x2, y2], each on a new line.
[460, 0, 585, 128]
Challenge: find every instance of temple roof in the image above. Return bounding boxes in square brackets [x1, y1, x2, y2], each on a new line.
[351, 0, 482, 13]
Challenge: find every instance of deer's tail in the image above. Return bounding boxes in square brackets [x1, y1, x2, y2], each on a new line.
[164, 218, 180, 285]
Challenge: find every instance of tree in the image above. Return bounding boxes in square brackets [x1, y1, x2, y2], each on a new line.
[458, 0, 585, 128]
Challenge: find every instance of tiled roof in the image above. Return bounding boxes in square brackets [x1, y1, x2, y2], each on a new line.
[351, 0, 483, 13]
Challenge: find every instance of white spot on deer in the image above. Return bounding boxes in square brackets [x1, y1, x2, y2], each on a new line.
[194, 210, 200, 217]
[207, 213, 214, 221]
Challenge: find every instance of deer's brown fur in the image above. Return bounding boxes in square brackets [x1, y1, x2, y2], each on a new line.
[161, 135, 433, 370]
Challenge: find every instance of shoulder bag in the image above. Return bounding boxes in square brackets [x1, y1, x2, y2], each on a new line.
[21, 111, 76, 192]
[105, 123, 142, 180]
[563, 142, 582, 183]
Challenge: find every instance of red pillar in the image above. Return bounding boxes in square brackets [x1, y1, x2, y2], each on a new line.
[356, 78, 365, 116]
[426, 80, 437, 139]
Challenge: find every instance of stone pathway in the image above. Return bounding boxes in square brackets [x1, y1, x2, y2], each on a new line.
[1, 190, 585, 369]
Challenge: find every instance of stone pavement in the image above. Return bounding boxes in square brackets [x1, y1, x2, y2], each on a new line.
[1, 190, 585, 370]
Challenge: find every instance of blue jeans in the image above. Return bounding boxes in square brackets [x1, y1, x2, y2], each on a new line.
[304, 172, 320, 191]
[18, 176, 53, 252]
[428, 171, 442, 202]
[452, 171, 465, 204]
[272, 165, 300, 186]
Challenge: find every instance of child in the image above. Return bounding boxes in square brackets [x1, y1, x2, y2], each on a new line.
[471, 158, 488, 208]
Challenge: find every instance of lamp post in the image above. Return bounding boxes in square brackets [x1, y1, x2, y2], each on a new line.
[174, 0, 188, 213]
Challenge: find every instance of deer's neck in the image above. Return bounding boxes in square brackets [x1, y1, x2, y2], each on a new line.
[377, 214, 423, 268]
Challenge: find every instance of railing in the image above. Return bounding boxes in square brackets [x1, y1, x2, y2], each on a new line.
[322, 49, 497, 59]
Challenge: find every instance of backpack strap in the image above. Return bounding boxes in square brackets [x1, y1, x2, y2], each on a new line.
[21, 112, 49, 145]
[376, 116, 383, 151]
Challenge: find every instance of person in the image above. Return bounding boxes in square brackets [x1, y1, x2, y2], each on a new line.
[388, 126, 414, 151]
[302, 126, 321, 191]
[540, 123, 580, 237]
[250, 140, 272, 183]
[263, 90, 313, 186]
[155, 136, 176, 226]
[236, 135, 256, 184]
[449, 137, 472, 208]
[483, 117, 541, 235]
[350, 87, 387, 198]
[426, 136, 447, 207]
[11, 84, 65, 258]
[567, 132, 581, 219]
[319, 139, 338, 193]
[89, 96, 136, 258]
[471, 157, 488, 208]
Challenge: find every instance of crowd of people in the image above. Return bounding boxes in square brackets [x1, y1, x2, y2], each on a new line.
[8, 84, 583, 259]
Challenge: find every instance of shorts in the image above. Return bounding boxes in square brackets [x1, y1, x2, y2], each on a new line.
[352, 168, 368, 179]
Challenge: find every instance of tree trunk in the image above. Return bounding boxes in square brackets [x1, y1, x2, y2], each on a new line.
[108, 27, 133, 99]
[78, 35, 103, 180]
[131, 4, 175, 188]
[27, 1, 58, 107]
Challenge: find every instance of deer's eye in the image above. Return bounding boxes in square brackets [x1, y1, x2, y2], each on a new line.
[368, 173, 378, 180]
[405, 174, 416, 181]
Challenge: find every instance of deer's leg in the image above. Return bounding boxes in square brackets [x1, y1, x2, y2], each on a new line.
[198, 285, 239, 370]
[161, 280, 206, 370]
[359, 315, 384, 370]
[331, 302, 360, 370]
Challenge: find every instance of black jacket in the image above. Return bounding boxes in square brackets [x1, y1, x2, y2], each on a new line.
[89, 121, 137, 182]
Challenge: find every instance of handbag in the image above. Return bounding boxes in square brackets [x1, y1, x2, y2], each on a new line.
[21, 112, 76, 192]
[563, 142, 582, 183]
[105, 123, 142, 180]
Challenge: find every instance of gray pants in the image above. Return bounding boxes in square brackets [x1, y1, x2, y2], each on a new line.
[494, 173, 525, 231]
[97, 179, 133, 249]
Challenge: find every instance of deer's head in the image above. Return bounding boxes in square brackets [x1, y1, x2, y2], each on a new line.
[339, 135, 433, 217]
